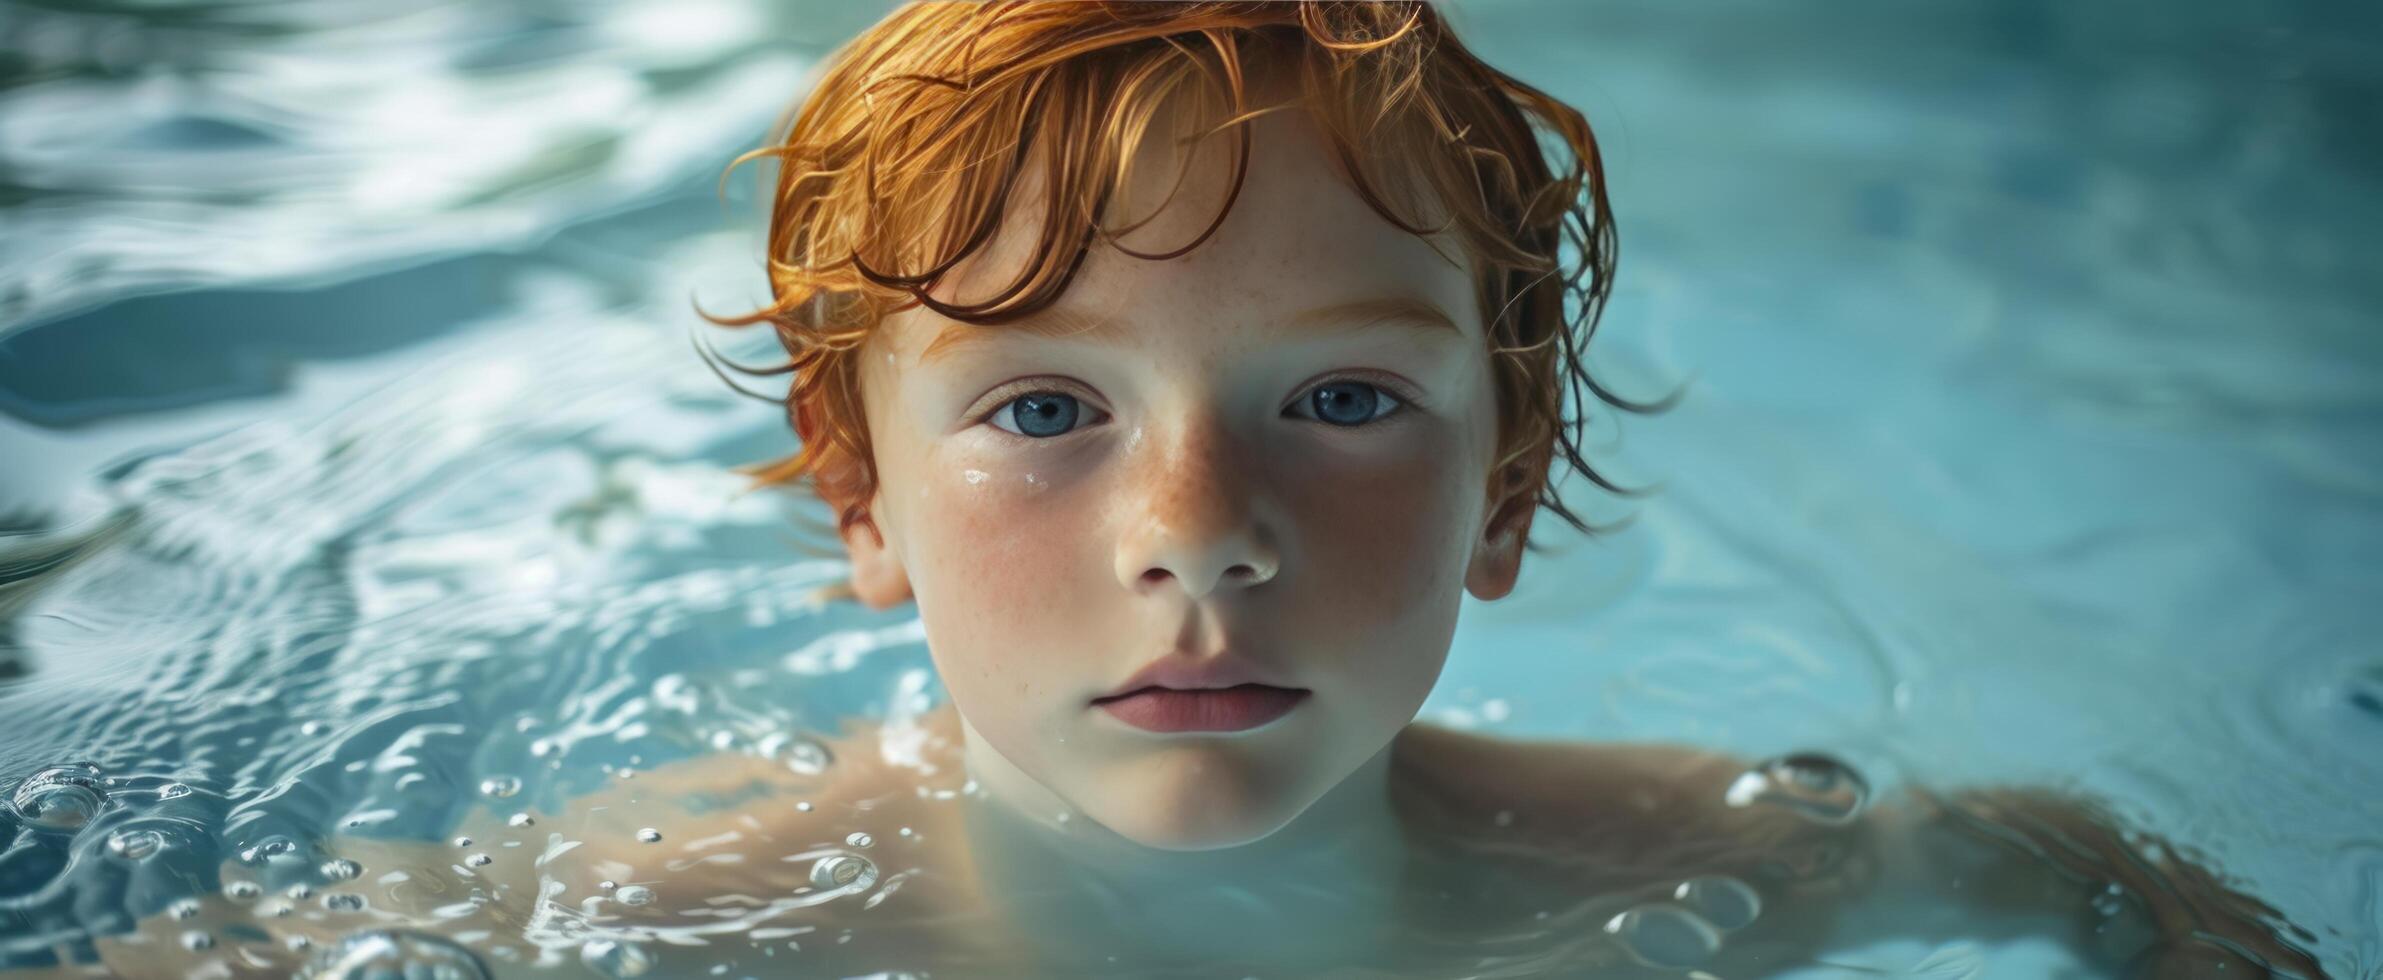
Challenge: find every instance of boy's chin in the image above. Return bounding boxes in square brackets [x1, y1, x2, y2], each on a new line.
[1071, 752, 1320, 851]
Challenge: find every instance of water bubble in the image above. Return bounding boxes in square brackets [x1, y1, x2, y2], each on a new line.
[168, 899, 201, 920]
[777, 739, 833, 776]
[1671, 876, 1762, 931]
[1722, 753, 1870, 825]
[615, 885, 654, 906]
[9, 764, 107, 832]
[301, 721, 326, 737]
[709, 730, 738, 751]
[507, 813, 534, 828]
[301, 929, 488, 980]
[580, 938, 656, 977]
[453, 836, 473, 848]
[1602, 904, 1723, 970]
[224, 881, 262, 901]
[105, 828, 168, 861]
[794, 801, 813, 813]
[597, 880, 617, 892]
[322, 858, 362, 881]
[809, 854, 879, 893]
[288, 934, 313, 952]
[181, 930, 214, 951]
[287, 884, 315, 900]
[325, 893, 366, 912]
[845, 832, 874, 848]
[242, 836, 301, 864]
[479, 776, 522, 799]
[635, 828, 661, 844]
[157, 782, 193, 800]
[465, 853, 493, 867]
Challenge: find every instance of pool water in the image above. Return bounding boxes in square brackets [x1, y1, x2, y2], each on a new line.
[2, 0, 2378, 977]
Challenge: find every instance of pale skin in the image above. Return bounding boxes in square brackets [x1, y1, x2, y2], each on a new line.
[72, 93, 2325, 979]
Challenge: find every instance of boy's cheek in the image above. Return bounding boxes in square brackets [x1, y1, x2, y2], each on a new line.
[1267, 450, 1476, 678]
[901, 470, 1120, 669]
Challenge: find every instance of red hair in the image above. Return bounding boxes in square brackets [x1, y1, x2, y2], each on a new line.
[700, 1, 1676, 547]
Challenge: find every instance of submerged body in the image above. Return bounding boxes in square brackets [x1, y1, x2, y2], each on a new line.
[85, 704, 2317, 978]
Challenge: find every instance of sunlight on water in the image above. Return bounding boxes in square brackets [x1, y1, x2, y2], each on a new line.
[1, 0, 2379, 976]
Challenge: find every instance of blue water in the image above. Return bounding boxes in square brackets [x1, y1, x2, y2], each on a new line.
[2, 0, 2379, 976]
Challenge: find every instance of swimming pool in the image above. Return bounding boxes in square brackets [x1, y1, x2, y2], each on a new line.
[2, 0, 2378, 976]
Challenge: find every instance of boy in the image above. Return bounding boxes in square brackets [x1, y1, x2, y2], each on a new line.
[92, 2, 2324, 977]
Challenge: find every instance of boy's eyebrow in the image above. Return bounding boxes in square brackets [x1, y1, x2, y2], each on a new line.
[918, 295, 1463, 363]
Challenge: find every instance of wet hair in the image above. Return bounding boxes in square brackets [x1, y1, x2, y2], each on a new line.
[699, 0, 1677, 549]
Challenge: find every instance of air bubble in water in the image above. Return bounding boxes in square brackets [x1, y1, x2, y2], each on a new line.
[287, 884, 315, 900]
[325, 893, 366, 912]
[794, 801, 813, 813]
[465, 853, 493, 867]
[479, 776, 522, 799]
[322, 858, 362, 881]
[1722, 753, 1870, 825]
[635, 828, 661, 844]
[773, 738, 833, 776]
[845, 832, 873, 848]
[181, 931, 214, 951]
[453, 836, 473, 848]
[1671, 876, 1762, 931]
[302, 929, 488, 980]
[1602, 904, 1723, 970]
[809, 854, 879, 892]
[242, 836, 301, 864]
[10, 764, 107, 832]
[301, 721, 326, 737]
[507, 813, 534, 828]
[158, 782, 193, 800]
[580, 938, 656, 977]
[224, 881, 262, 900]
[615, 885, 654, 906]
[597, 880, 617, 892]
[105, 828, 167, 861]
[168, 899, 201, 920]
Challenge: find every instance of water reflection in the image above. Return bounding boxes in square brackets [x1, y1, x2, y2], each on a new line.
[0, 0, 2377, 975]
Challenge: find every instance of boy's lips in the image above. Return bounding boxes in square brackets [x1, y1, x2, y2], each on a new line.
[1093, 685, 1309, 733]
[1091, 651, 1292, 701]
[1088, 651, 1309, 733]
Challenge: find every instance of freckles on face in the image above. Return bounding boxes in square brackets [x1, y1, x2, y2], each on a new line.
[895, 447, 1118, 701]
[1264, 431, 1483, 680]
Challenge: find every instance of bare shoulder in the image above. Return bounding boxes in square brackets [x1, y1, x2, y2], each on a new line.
[91, 711, 972, 977]
[1391, 724, 1876, 888]
[1392, 723, 1752, 832]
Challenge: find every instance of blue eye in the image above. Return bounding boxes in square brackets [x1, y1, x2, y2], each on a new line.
[1294, 381, 1402, 427]
[990, 392, 1084, 438]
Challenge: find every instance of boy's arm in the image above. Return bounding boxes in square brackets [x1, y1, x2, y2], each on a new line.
[1874, 786, 2330, 979]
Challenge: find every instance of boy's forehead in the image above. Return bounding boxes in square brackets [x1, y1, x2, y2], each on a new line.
[903, 106, 1474, 347]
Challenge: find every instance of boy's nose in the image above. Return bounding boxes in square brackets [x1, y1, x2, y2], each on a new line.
[1112, 420, 1281, 599]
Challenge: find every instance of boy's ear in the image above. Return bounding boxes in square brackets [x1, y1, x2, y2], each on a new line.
[838, 498, 914, 610]
[1465, 465, 1537, 601]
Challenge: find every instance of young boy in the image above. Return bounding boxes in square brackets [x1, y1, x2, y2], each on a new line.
[91, 3, 2325, 977]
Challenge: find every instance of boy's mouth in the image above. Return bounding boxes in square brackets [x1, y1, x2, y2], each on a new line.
[1091, 684, 1309, 733]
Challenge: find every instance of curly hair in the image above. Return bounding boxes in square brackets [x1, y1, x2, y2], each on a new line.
[699, 0, 1677, 550]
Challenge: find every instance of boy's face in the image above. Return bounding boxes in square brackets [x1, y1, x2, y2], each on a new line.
[840, 103, 1530, 850]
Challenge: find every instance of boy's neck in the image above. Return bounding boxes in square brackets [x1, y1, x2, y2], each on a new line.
[955, 713, 1414, 968]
